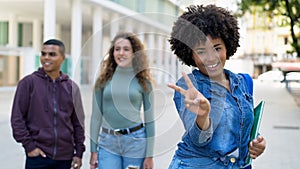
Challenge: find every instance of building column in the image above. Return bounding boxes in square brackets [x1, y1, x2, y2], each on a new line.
[33, 19, 42, 52]
[164, 39, 170, 83]
[147, 32, 155, 67]
[71, 0, 82, 84]
[92, 7, 103, 84]
[156, 35, 163, 84]
[110, 13, 119, 39]
[8, 14, 18, 47]
[43, 0, 56, 41]
[21, 48, 36, 78]
[147, 32, 156, 83]
[125, 19, 133, 32]
[7, 14, 18, 85]
[137, 25, 145, 43]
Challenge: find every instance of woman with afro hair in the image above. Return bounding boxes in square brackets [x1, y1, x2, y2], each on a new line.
[167, 4, 266, 169]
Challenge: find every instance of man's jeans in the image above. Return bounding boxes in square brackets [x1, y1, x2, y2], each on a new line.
[25, 156, 72, 169]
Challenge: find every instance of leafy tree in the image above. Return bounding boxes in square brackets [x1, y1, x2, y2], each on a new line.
[238, 0, 300, 58]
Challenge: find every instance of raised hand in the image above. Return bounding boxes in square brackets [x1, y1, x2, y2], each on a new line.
[168, 73, 211, 130]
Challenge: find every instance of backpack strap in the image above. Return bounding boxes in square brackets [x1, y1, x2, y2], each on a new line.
[239, 73, 253, 95]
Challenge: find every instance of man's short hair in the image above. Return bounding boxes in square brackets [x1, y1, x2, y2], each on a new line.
[43, 39, 65, 55]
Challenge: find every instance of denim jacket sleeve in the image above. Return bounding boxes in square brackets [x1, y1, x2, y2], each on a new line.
[173, 75, 213, 146]
[188, 119, 213, 145]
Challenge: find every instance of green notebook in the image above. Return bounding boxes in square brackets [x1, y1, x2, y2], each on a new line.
[244, 100, 265, 167]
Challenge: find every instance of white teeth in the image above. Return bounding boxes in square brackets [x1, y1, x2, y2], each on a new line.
[207, 63, 218, 68]
[119, 58, 126, 61]
[44, 62, 50, 65]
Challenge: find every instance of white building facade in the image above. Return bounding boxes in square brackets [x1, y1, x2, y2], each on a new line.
[0, 0, 187, 87]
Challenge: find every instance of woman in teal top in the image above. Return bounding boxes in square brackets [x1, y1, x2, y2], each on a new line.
[90, 32, 155, 169]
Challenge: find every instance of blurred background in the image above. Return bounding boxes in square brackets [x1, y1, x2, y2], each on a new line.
[0, 0, 299, 87]
[0, 0, 299, 168]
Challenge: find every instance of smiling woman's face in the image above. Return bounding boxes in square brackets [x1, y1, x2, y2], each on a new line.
[113, 38, 134, 68]
[192, 35, 227, 78]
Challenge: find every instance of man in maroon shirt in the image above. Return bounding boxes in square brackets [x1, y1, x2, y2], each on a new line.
[11, 39, 85, 169]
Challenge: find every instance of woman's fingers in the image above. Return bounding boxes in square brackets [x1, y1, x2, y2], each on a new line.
[184, 97, 208, 109]
[167, 83, 186, 95]
[249, 136, 266, 159]
[184, 97, 202, 105]
[167, 72, 194, 94]
[182, 72, 194, 89]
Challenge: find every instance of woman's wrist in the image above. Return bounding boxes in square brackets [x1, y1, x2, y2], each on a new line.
[196, 116, 210, 130]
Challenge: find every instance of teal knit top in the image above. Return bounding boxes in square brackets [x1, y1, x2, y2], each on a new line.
[90, 66, 155, 157]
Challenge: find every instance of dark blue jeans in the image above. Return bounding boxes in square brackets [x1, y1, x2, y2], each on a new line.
[25, 155, 72, 169]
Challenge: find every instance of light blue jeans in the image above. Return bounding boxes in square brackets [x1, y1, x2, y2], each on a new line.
[168, 156, 242, 169]
[98, 127, 146, 169]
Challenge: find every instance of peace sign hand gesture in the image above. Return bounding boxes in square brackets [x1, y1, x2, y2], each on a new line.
[168, 73, 211, 130]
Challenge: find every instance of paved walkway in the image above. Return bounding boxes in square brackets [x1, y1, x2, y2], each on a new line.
[1, 80, 299, 169]
[286, 81, 300, 107]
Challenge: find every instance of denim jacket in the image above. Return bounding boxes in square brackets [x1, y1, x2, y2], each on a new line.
[173, 69, 254, 168]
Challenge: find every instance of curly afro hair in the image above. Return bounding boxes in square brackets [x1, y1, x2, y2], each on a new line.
[169, 4, 240, 67]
